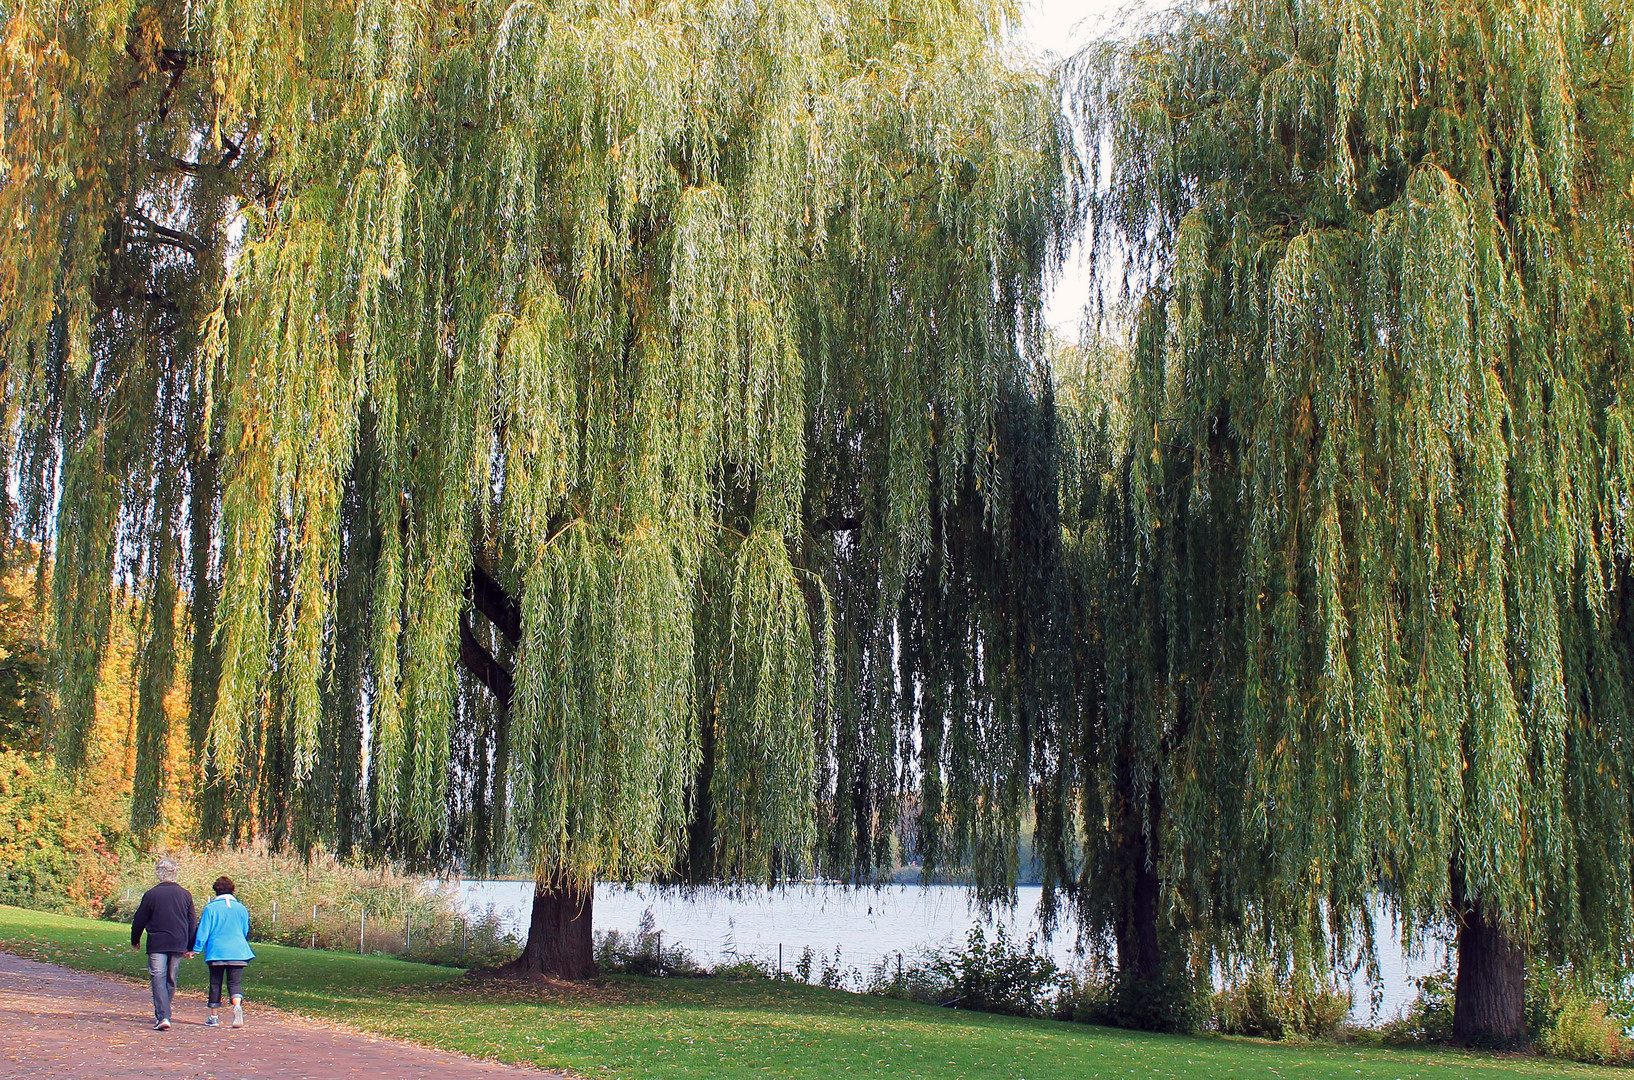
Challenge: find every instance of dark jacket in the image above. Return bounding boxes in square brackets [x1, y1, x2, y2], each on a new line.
[131, 881, 197, 954]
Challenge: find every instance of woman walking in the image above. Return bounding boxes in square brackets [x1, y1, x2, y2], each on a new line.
[192, 876, 256, 1028]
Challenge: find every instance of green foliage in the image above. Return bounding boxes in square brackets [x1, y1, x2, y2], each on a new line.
[593, 908, 704, 977]
[1532, 988, 1633, 1066]
[1380, 971, 1458, 1046]
[0, 751, 134, 913]
[893, 924, 1064, 1018]
[1080, 954, 1210, 1036]
[1380, 965, 1634, 1063]
[1213, 966, 1353, 1041]
[794, 944, 815, 982]
[1059, 0, 1634, 1001]
[1518, 966, 1634, 1065]
[2, 0, 1071, 906]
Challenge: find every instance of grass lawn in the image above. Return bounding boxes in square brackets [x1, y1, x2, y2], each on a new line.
[1, 904, 1625, 1080]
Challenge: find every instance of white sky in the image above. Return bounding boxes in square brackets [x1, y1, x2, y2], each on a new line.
[1018, 0, 1120, 59]
[1015, 0, 1131, 337]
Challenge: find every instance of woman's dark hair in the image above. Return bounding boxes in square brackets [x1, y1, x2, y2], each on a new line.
[213, 876, 235, 896]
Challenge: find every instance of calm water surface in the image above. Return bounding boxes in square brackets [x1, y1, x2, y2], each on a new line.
[458, 880, 1443, 1023]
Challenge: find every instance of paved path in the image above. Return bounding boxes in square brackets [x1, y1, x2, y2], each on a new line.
[0, 951, 574, 1079]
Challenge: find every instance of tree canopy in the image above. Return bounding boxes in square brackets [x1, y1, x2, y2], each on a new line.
[1, 0, 1072, 912]
[1060, 0, 1634, 1041]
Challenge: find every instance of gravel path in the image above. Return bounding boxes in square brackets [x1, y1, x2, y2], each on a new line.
[0, 951, 574, 1079]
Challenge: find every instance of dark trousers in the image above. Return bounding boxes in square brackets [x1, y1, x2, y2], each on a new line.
[207, 963, 245, 1008]
[146, 952, 182, 1022]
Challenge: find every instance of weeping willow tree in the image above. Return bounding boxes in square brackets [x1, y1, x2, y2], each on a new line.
[2, 0, 1071, 977]
[1066, 0, 1634, 1043]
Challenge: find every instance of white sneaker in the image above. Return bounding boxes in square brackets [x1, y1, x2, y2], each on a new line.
[154, 1019, 170, 1031]
[231, 1003, 244, 1029]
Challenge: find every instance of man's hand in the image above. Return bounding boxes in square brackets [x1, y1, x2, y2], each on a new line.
[184, 951, 195, 959]
[131, 943, 140, 951]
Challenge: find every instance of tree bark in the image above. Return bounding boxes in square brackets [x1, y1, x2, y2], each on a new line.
[503, 881, 596, 981]
[459, 612, 513, 709]
[1116, 840, 1163, 986]
[1111, 783, 1167, 1024]
[1107, 751, 1184, 1030]
[1452, 895, 1526, 1048]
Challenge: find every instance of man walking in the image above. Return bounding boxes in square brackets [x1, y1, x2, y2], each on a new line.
[130, 857, 196, 1030]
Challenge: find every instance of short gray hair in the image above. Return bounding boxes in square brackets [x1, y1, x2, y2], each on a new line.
[154, 857, 179, 882]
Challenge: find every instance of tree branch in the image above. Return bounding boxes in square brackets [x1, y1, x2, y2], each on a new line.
[810, 514, 862, 534]
[128, 212, 205, 255]
[466, 561, 522, 643]
[458, 612, 513, 710]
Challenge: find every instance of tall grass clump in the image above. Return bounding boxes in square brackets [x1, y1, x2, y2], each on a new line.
[103, 847, 518, 967]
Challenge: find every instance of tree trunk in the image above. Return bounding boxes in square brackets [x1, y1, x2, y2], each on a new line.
[504, 880, 596, 981]
[1109, 757, 1184, 1030]
[1111, 812, 1168, 1025]
[1452, 896, 1526, 1048]
[1116, 849, 1163, 984]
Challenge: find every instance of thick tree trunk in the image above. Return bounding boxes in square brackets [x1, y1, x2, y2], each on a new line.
[1452, 897, 1526, 1048]
[504, 881, 596, 981]
[1109, 759, 1182, 1030]
[1111, 815, 1169, 1026]
[1116, 850, 1163, 984]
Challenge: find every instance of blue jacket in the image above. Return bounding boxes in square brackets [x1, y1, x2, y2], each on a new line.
[192, 894, 256, 963]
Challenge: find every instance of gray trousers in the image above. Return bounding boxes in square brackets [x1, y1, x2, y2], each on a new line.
[147, 952, 182, 1022]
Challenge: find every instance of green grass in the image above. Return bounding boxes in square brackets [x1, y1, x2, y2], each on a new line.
[1, 904, 1625, 1080]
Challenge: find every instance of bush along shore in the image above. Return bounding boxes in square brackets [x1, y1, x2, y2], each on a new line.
[593, 913, 1634, 1066]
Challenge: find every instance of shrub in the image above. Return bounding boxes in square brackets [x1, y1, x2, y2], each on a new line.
[1069, 958, 1208, 1034]
[1379, 962, 1633, 1063]
[1212, 966, 1353, 1040]
[1378, 969, 1456, 1045]
[1528, 970, 1634, 1065]
[1534, 990, 1631, 1064]
[593, 908, 703, 977]
[712, 955, 778, 980]
[0, 751, 133, 914]
[818, 945, 861, 989]
[895, 925, 1064, 1018]
[793, 945, 815, 982]
[1052, 967, 1113, 1023]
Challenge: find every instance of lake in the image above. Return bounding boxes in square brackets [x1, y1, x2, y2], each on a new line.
[458, 880, 1446, 1023]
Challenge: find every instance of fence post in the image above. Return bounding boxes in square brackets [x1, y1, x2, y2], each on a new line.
[359, 910, 366, 955]
[272, 900, 278, 925]
[656, 930, 662, 968]
[405, 913, 411, 951]
[779, 943, 783, 979]
[897, 951, 904, 990]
